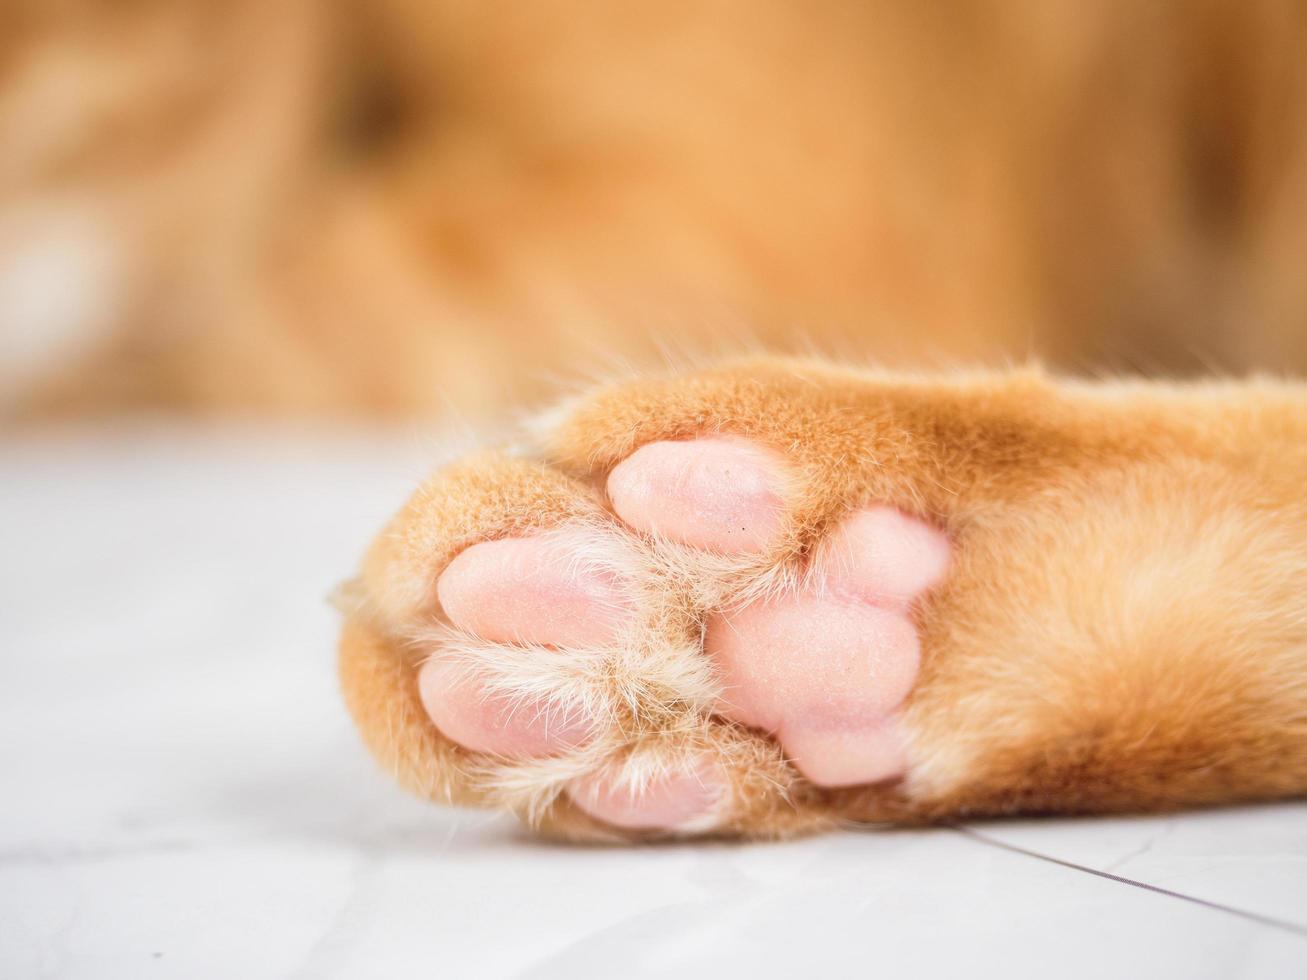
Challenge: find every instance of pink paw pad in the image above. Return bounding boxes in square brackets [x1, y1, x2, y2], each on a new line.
[417, 660, 597, 757]
[437, 533, 635, 647]
[569, 755, 726, 831]
[818, 505, 951, 607]
[706, 505, 949, 787]
[606, 437, 788, 554]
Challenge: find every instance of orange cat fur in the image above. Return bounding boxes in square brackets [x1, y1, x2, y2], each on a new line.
[3, 2, 1307, 418]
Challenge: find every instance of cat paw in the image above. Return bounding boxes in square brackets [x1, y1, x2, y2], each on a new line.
[422, 440, 948, 830]
[339, 358, 1307, 839]
[340, 362, 961, 839]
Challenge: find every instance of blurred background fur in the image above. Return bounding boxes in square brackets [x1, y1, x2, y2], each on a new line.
[2, 0, 1305, 421]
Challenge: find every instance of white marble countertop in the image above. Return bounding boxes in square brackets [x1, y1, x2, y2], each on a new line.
[2, 429, 1304, 979]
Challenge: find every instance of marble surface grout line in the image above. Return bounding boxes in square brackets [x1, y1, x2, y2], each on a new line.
[949, 826, 1307, 939]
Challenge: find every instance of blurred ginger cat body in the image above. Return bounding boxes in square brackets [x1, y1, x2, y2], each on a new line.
[2, 0, 1306, 418]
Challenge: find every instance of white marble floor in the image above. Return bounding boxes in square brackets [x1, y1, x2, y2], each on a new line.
[2, 429, 1304, 980]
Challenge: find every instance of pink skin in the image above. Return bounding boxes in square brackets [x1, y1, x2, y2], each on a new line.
[705, 504, 951, 787]
[420, 438, 952, 829]
[568, 756, 726, 831]
[705, 597, 921, 787]
[607, 438, 787, 554]
[418, 660, 597, 757]
[437, 533, 634, 648]
[818, 505, 951, 607]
